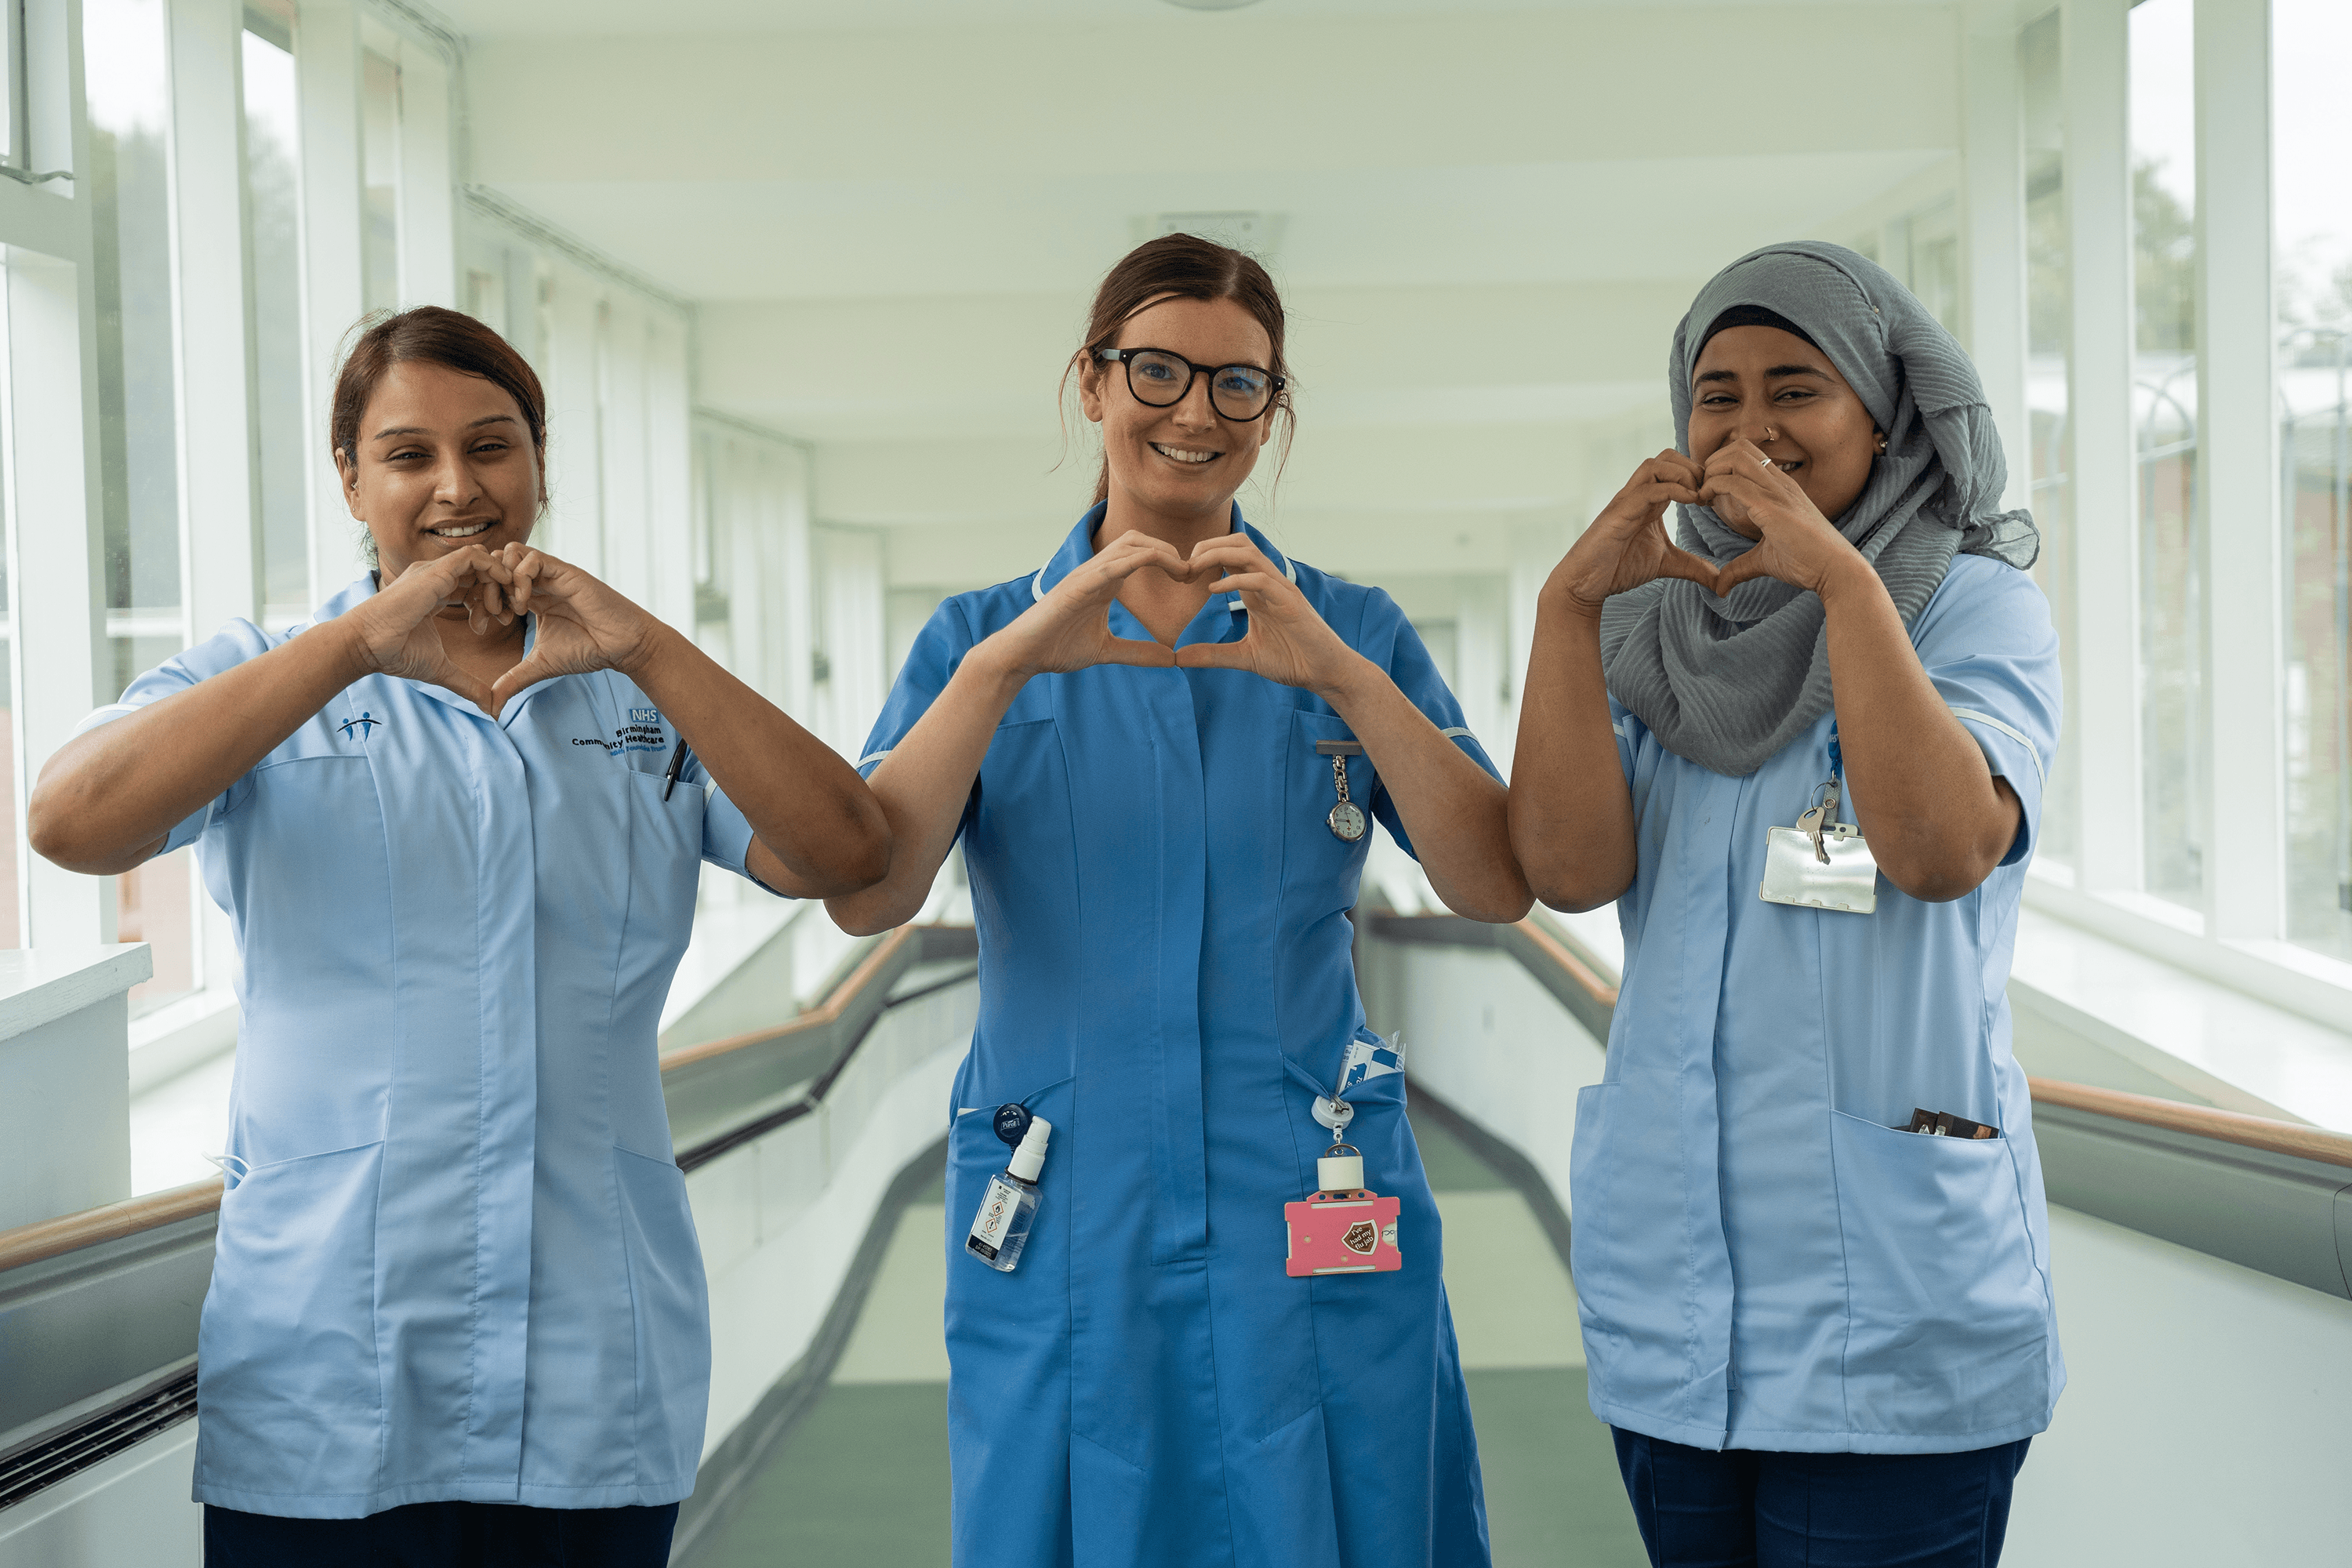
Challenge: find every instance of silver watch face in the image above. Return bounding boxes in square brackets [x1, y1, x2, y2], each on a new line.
[1327, 800, 1368, 842]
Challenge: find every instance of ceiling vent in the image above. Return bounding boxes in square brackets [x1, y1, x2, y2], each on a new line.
[1141, 211, 1284, 262]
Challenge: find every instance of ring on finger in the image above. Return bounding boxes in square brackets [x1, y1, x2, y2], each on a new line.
[1757, 454, 1773, 468]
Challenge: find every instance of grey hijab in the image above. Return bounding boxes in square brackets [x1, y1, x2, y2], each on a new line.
[1599, 241, 2039, 777]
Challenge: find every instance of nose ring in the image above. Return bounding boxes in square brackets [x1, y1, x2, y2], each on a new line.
[1762, 426, 1778, 443]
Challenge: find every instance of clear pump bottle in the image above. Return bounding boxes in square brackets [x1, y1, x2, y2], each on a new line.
[966, 1116, 1051, 1272]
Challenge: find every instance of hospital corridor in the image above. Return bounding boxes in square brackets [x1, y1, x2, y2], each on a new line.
[4, 1, 2352, 1566]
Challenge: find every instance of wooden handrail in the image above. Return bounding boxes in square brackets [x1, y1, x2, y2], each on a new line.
[14, 920, 2344, 1278]
[0, 1176, 224, 1275]
[659, 924, 918, 1076]
[1513, 916, 1619, 1009]
[0, 924, 937, 1276]
[2028, 1076, 2352, 1171]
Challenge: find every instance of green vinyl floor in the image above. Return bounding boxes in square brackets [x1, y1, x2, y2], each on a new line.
[688, 1112, 1646, 1567]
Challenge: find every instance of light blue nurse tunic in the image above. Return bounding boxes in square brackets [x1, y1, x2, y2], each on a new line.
[1572, 553, 2065, 1456]
[79, 575, 771, 1518]
[858, 507, 1495, 1568]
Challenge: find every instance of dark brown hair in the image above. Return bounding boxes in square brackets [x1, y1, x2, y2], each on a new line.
[331, 306, 547, 498]
[1066, 234, 1294, 504]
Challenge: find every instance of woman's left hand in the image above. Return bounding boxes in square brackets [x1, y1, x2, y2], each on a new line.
[482, 545, 664, 715]
[1172, 535, 1362, 695]
[1702, 438, 1867, 597]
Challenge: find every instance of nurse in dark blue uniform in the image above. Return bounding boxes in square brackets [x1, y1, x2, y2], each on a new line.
[829, 235, 1533, 1568]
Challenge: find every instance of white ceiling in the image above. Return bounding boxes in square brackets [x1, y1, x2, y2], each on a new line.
[434, 0, 1950, 41]
[455, 1, 1974, 586]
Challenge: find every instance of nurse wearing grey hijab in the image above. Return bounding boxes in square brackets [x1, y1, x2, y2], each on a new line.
[1603, 241, 2038, 777]
[1507, 244, 2064, 1565]
[1512, 240, 2042, 908]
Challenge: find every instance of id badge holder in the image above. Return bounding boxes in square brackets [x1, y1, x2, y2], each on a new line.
[1284, 1143, 1403, 1277]
[1283, 1091, 1402, 1276]
[1758, 724, 1878, 915]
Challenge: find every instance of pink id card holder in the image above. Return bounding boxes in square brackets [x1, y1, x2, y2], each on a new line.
[1283, 1192, 1403, 1276]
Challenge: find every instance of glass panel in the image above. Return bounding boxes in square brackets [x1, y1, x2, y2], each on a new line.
[2276, 0, 2352, 961]
[361, 49, 401, 314]
[118, 847, 196, 1011]
[2129, 0, 2201, 907]
[85, 0, 183, 624]
[2020, 9, 2077, 870]
[244, 27, 310, 622]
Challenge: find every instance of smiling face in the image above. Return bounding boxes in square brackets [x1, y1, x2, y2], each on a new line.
[1079, 294, 1276, 529]
[339, 359, 542, 596]
[1686, 325, 1881, 538]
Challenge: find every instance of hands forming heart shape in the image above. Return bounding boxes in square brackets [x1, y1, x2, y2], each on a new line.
[996, 529, 1363, 699]
[1546, 440, 1870, 620]
[349, 543, 663, 717]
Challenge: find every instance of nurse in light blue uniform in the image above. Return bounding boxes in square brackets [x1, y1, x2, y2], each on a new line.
[827, 235, 1532, 1567]
[1511, 245, 2059, 1566]
[30, 308, 888, 1563]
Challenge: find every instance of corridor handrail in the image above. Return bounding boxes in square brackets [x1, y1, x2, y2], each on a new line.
[2027, 1076, 2352, 1169]
[0, 1177, 225, 1276]
[659, 924, 917, 1074]
[1369, 908, 2352, 1166]
[0, 922, 970, 1279]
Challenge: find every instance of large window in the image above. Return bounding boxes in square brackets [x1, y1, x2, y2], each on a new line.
[2276, 0, 2352, 962]
[244, 19, 310, 626]
[87, 0, 196, 1010]
[2129, 0, 2201, 911]
[361, 48, 402, 314]
[2020, 9, 2076, 869]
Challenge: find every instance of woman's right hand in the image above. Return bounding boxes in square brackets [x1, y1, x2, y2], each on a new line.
[984, 528, 1188, 676]
[1544, 451, 1719, 620]
[339, 546, 508, 708]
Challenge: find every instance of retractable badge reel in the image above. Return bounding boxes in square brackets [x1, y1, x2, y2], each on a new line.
[1283, 1094, 1401, 1276]
[1758, 724, 1879, 915]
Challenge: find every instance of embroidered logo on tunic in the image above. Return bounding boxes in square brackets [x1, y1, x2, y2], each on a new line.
[337, 711, 382, 740]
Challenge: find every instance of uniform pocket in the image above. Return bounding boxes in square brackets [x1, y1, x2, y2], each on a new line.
[947, 1076, 1082, 1451]
[613, 1144, 711, 1484]
[1830, 1111, 2051, 1436]
[1281, 709, 1374, 910]
[195, 1140, 386, 1497]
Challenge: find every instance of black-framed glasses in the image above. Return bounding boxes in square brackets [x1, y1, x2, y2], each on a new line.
[1094, 347, 1284, 422]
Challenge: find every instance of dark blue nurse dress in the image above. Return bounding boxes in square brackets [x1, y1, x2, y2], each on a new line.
[856, 507, 1497, 1568]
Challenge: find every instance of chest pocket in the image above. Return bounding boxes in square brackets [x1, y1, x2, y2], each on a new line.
[1281, 707, 1374, 915]
[964, 712, 1069, 901]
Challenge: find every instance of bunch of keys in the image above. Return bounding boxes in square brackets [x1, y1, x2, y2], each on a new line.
[1796, 778, 1853, 864]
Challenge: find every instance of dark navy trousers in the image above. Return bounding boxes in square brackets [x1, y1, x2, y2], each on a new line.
[1611, 1430, 2031, 1567]
[203, 1501, 679, 1567]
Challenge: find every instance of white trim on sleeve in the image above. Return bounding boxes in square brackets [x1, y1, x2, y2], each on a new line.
[1438, 726, 1474, 741]
[857, 748, 894, 770]
[72, 702, 142, 737]
[1947, 706, 2045, 792]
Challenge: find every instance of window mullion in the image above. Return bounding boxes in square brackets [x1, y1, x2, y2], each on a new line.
[2192, 0, 2285, 939]
[293, 0, 365, 606]
[2062, 0, 2146, 893]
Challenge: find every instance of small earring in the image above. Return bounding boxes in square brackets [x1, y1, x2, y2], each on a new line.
[1875, 433, 1888, 454]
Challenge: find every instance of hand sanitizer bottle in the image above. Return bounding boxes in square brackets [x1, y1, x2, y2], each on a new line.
[966, 1116, 1051, 1272]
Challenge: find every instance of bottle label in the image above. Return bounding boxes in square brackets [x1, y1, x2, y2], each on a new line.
[967, 1174, 1023, 1260]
